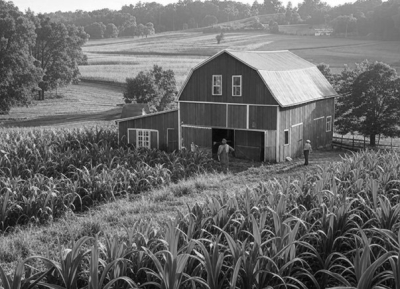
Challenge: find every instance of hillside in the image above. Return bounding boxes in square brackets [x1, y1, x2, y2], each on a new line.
[81, 30, 400, 88]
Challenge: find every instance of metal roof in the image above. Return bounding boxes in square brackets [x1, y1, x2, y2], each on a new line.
[115, 108, 178, 123]
[178, 50, 337, 107]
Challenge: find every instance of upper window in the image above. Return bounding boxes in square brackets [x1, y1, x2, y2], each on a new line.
[232, 75, 242, 97]
[284, 129, 289, 145]
[326, 116, 332, 132]
[137, 130, 151, 148]
[212, 75, 222, 95]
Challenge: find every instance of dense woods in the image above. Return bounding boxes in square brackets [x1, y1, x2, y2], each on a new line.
[43, 0, 400, 40]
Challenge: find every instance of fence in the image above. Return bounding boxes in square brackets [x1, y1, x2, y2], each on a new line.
[332, 134, 400, 151]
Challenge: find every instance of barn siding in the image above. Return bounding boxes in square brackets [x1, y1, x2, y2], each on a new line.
[228, 105, 247, 129]
[179, 53, 278, 105]
[277, 98, 334, 162]
[249, 106, 277, 130]
[181, 102, 226, 127]
[118, 110, 178, 152]
[235, 130, 264, 161]
[181, 126, 212, 149]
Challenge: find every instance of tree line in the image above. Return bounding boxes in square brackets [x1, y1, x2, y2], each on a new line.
[44, 0, 400, 40]
[0, 1, 88, 112]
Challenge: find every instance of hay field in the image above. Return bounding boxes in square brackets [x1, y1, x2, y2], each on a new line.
[81, 31, 400, 85]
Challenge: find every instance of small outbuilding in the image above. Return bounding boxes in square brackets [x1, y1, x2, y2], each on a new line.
[116, 49, 337, 162]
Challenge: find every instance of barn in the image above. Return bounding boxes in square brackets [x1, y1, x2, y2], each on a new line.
[116, 49, 337, 162]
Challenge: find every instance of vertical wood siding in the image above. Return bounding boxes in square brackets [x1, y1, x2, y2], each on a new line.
[118, 110, 178, 151]
[249, 106, 277, 130]
[179, 53, 278, 105]
[228, 105, 246, 129]
[265, 130, 276, 162]
[181, 102, 226, 127]
[277, 98, 335, 162]
[182, 126, 212, 149]
[235, 130, 264, 161]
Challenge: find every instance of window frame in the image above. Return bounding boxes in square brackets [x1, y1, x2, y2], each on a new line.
[232, 75, 242, 97]
[212, 75, 222, 96]
[326, 116, 332, 132]
[284, 129, 289, 146]
[136, 129, 151, 149]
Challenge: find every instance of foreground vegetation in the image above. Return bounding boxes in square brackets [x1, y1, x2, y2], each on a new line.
[0, 126, 214, 232]
[1, 148, 400, 288]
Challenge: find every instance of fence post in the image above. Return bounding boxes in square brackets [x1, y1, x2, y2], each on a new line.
[364, 136, 366, 149]
[352, 136, 354, 149]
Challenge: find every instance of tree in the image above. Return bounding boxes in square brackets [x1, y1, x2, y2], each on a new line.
[136, 23, 145, 37]
[335, 62, 400, 146]
[203, 14, 218, 27]
[85, 22, 106, 39]
[263, 0, 284, 14]
[104, 23, 119, 38]
[120, 19, 136, 37]
[124, 65, 178, 112]
[331, 14, 357, 37]
[216, 32, 224, 44]
[223, 3, 239, 22]
[0, 1, 42, 112]
[31, 15, 89, 100]
[144, 22, 155, 37]
[269, 20, 279, 33]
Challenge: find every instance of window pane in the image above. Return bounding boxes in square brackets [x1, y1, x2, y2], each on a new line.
[233, 77, 241, 85]
[284, 131, 289, 145]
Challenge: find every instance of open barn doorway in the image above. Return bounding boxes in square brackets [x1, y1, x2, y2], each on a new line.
[212, 128, 235, 160]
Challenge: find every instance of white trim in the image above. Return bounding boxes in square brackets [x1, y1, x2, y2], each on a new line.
[264, 131, 267, 162]
[291, 122, 303, 128]
[246, 105, 249, 129]
[127, 129, 159, 149]
[179, 100, 279, 107]
[226, 104, 228, 127]
[232, 75, 242, 97]
[276, 107, 280, 162]
[212, 75, 222, 96]
[326, 115, 332, 132]
[178, 103, 181, 149]
[313, 116, 325, 121]
[116, 109, 178, 123]
[181, 124, 266, 133]
[284, 129, 289, 146]
[181, 125, 211, 130]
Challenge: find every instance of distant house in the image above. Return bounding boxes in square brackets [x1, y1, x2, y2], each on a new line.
[116, 50, 337, 162]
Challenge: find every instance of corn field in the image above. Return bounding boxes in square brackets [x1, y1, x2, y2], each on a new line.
[1, 149, 400, 288]
[0, 126, 215, 231]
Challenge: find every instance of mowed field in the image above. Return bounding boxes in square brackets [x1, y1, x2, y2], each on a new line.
[0, 82, 124, 127]
[81, 31, 400, 89]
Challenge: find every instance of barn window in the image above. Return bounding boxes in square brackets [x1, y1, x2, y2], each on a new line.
[212, 75, 222, 95]
[326, 116, 332, 132]
[284, 129, 289, 145]
[232, 75, 242, 96]
[137, 130, 151, 148]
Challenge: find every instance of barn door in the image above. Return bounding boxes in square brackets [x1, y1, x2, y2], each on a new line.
[128, 129, 137, 145]
[150, 131, 158, 149]
[291, 124, 303, 158]
[167, 128, 178, 152]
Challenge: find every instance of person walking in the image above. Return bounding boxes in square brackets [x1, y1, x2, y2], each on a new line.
[304, 140, 312, 165]
[218, 138, 234, 173]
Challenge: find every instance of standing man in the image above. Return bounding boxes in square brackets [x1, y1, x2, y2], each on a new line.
[218, 138, 234, 173]
[304, 140, 312, 165]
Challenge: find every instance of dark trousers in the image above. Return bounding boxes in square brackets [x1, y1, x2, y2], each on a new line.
[304, 150, 309, 165]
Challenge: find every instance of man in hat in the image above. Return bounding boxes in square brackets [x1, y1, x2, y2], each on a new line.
[218, 138, 234, 173]
[304, 140, 312, 165]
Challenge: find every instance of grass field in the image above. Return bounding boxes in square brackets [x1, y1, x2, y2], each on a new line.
[0, 82, 124, 127]
[81, 31, 400, 86]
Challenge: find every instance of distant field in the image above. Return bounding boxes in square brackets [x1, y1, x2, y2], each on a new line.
[81, 31, 400, 84]
[0, 82, 124, 127]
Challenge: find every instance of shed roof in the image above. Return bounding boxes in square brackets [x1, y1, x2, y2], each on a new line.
[178, 50, 337, 107]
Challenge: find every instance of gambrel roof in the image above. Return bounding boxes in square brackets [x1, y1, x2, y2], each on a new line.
[178, 50, 337, 107]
